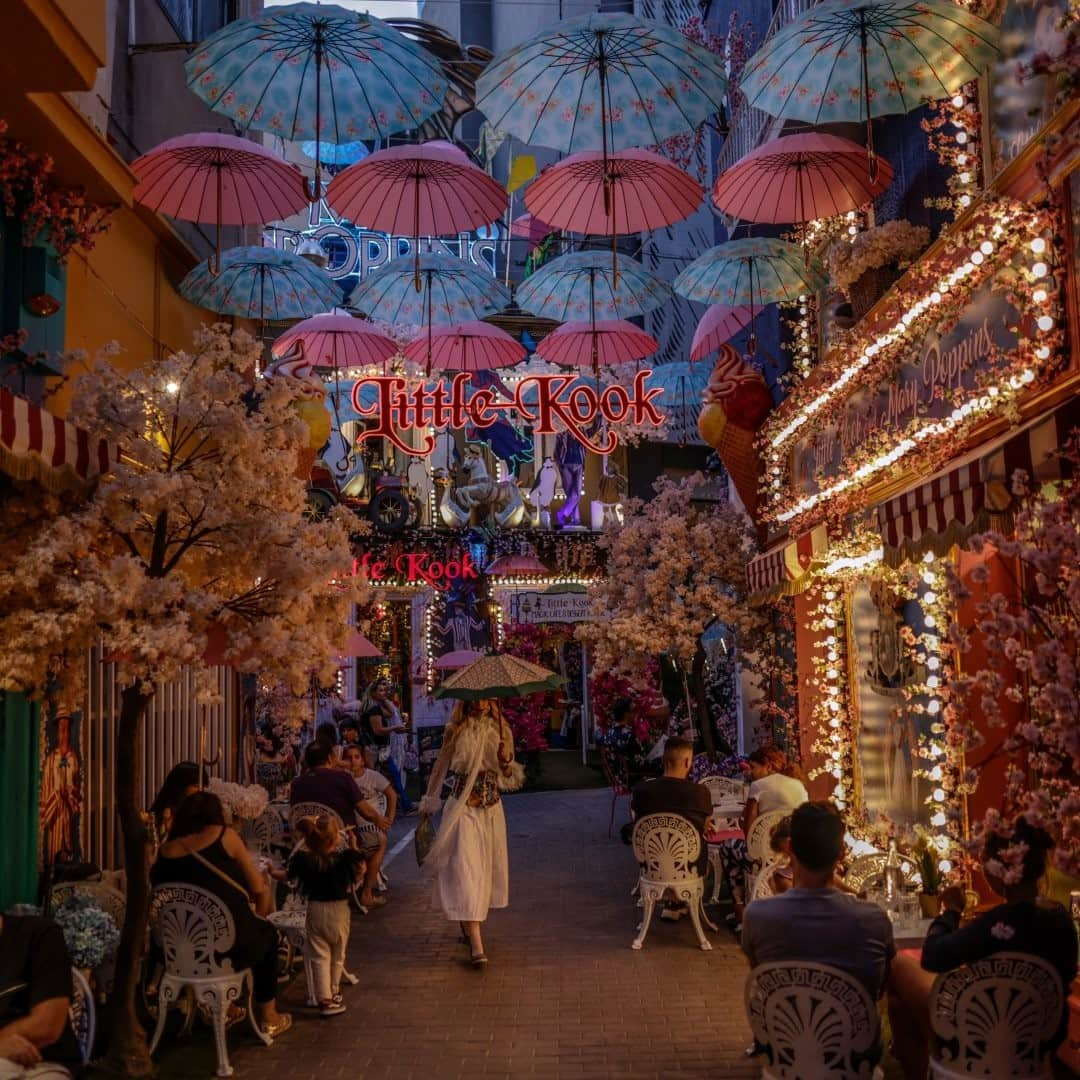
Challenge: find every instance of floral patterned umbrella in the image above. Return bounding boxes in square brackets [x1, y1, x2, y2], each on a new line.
[641, 361, 710, 446]
[476, 12, 728, 155]
[674, 238, 825, 354]
[301, 140, 369, 167]
[740, 0, 998, 178]
[185, 3, 446, 199]
[515, 251, 672, 322]
[180, 245, 340, 321]
[347, 254, 509, 327]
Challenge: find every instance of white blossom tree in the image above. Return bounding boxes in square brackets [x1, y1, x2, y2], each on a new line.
[576, 472, 761, 752]
[0, 326, 364, 1077]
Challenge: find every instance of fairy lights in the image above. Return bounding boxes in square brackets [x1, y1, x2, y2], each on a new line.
[762, 200, 1062, 527]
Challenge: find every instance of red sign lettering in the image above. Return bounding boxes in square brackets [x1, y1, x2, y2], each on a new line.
[349, 371, 665, 457]
[349, 551, 481, 591]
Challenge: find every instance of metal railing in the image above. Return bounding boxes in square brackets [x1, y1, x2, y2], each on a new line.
[716, 0, 820, 176]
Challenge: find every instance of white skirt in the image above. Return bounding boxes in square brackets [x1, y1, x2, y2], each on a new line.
[432, 796, 509, 922]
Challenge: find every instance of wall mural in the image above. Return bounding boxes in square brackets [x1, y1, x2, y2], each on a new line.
[39, 705, 84, 865]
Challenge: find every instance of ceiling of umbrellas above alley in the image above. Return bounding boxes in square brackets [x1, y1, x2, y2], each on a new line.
[132, 0, 1002, 451]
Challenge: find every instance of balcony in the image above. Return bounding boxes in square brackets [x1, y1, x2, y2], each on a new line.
[0, 0, 107, 94]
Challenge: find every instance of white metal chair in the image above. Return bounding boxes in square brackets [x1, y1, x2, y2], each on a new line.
[355, 791, 390, 891]
[244, 806, 286, 856]
[747, 857, 788, 904]
[744, 961, 884, 1080]
[148, 883, 272, 1077]
[70, 967, 95, 1066]
[746, 810, 788, 865]
[702, 775, 747, 806]
[288, 800, 345, 836]
[927, 952, 1064, 1079]
[631, 813, 716, 952]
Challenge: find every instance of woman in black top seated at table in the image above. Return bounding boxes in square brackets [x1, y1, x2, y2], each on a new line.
[149, 792, 292, 1037]
[889, 818, 1077, 1075]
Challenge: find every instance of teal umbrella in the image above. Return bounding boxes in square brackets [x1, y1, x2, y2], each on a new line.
[516, 252, 672, 322]
[642, 362, 711, 447]
[180, 245, 340, 321]
[348, 255, 509, 327]
[740, 0, 998, 179]
[476, 12, 727, 156]
[185, 3, 446, 199]
[674, 238, 825, 354]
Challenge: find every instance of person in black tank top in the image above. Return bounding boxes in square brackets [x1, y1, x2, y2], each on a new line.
[150, 792, 291, 1037]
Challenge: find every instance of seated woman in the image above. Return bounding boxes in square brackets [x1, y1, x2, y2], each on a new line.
[149, 792, 292, 1038]
[717, 748, 808, 930]
[148, 762, 205, 856]
[889, 819, 1078, 1076]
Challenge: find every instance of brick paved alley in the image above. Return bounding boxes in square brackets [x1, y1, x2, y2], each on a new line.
[153, 787, 759, 1080]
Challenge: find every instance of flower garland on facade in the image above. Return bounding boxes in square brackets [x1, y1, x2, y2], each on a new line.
[761, 198, 1064, 531]
[0, 120, 110, 260]
[921, 85, 982, 220]
[826, 220, 929, 296]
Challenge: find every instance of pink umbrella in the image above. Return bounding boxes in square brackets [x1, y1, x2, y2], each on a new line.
[133, 132, 307, 273]
[690, 305, 756, 363]
[536, 319, 658, 375]
[271, 314, 398, 374]
[403, 319, 525, 376]
[326, 142, 508, 289]
[711, 133, 894, 225]
[338, 630, 383, 660]
[511, 212, 552, 245]
[433, 649, 485, 670]
[525, 149, 702, 236]
[485, 553, 548, 576]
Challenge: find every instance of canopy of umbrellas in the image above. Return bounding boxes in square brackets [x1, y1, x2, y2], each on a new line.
[133, 0, 1000, 430]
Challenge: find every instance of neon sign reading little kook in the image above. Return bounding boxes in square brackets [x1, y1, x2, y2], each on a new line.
[349, 372, 665, 457]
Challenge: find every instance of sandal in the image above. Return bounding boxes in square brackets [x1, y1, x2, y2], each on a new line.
[470, 951, 488, 968]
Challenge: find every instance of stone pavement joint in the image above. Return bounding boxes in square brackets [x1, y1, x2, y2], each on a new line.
[153, 788, 759, 1079]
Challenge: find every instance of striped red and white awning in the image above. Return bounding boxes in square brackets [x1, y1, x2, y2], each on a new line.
[877, 460, 986, 567]
[0, 387, 116, 493]
[747, 523, 828, 600]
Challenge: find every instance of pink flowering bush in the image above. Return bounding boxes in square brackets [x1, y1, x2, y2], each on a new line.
[827, 219, 930, 294]
[945, 437, 1080, 878]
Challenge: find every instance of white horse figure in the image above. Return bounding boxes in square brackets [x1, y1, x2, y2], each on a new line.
[438, 445, 526, 528]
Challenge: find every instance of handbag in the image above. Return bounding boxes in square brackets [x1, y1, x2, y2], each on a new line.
[413, 814, 437, 867]
[377, 745, 391, 764]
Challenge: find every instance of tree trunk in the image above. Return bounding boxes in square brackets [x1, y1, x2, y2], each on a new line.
[99, 685, 154, 1078]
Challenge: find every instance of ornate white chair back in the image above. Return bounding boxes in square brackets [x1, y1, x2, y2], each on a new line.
[150, 883, 238, 979]
[702, 776, 746, 805]
[745, 961, 882, 1080]
[288, 800, 343, 832]
[746, 810, 788, 864]
[355, 792, 387, 838]
[632, 813, 702, 883]
[748, 857, 787, 904]
[69, 967, 95, 1065]
[245, 807, 285, 854]
[928, 952, 1063, 1078]
[50, 880, 127, 929]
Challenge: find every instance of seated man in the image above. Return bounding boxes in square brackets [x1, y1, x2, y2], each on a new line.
[290, 743, 390, 910]
[741, 802, 895, 1062]
[0, 912, 81, 1079]
[341, 743, 396, 905]
[631, 736, 713, 921]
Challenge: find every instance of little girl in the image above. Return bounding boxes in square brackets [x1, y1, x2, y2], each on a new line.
[288, 816, 363, 1017]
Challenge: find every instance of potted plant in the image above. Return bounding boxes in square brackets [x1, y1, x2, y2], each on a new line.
[827, 220, 929, 319]
[914, 833, 942, 918]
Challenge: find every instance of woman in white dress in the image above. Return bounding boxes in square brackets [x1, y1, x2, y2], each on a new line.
[418, 699, 524, 967]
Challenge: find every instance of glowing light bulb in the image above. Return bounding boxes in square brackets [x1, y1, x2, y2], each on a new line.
[1030, 237, 1046, 254]
[933, 789, 946, 803]
[951, 94, 964, 108]
[1032, 288, 1048, 304]
[979, 242, 993, 255]
[925, 615, 937, 628]
[165, 381, 179, 394]
[923, 591, 937, 604]
[1032, 262, 1048, 278]
[927, 699, 941, 715]
[1036, 315, 1054, 332]
[923, 552, 935, 564]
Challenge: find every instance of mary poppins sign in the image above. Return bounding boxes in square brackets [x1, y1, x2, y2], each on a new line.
[350, 371, 665, 456]
[793, 284, 1019, 494]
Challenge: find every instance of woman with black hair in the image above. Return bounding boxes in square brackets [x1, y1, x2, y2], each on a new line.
[150, 792, 291, 1037]
[889, 818, 1078, 1075]
[148, 762, 205, 851]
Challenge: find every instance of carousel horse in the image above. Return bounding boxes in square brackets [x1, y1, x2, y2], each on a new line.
[437, 445, 526, 528]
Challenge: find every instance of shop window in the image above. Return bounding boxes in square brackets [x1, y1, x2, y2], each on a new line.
[157, 0, 236, 41]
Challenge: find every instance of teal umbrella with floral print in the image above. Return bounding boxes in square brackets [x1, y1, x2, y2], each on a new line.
[739, 0, 997, 179]
[185, 3, 446, 200]
[674, 238, 825, 355]
[516, 252, 672, 322]
[180, 245, 340, 321]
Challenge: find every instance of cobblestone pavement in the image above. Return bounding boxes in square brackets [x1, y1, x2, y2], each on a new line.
[155, 788, 760, 1079]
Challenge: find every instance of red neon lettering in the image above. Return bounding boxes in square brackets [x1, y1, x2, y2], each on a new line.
[348, 372, 665, 458]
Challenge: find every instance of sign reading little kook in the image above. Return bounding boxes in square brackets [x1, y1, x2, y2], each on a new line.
[511, 590, 593, 624]
[792, 282, 1020, 495]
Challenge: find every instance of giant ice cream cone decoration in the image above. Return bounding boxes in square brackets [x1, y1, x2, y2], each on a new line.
[266, 346, 331, 478]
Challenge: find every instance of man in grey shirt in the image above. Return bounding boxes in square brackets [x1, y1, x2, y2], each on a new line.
[741, 801, 895, 1001]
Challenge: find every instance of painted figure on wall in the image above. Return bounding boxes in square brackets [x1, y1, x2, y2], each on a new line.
[554, 431, 586, 528]
[40, 710, 82, 863]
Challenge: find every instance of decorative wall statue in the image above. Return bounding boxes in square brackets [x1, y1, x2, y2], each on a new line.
[554, 431, 586, 529]
[407, 458, 434, 527]
[437, 444, 526, 528]
[39, 709, 82, 863]
[529, 457, 559, 529]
